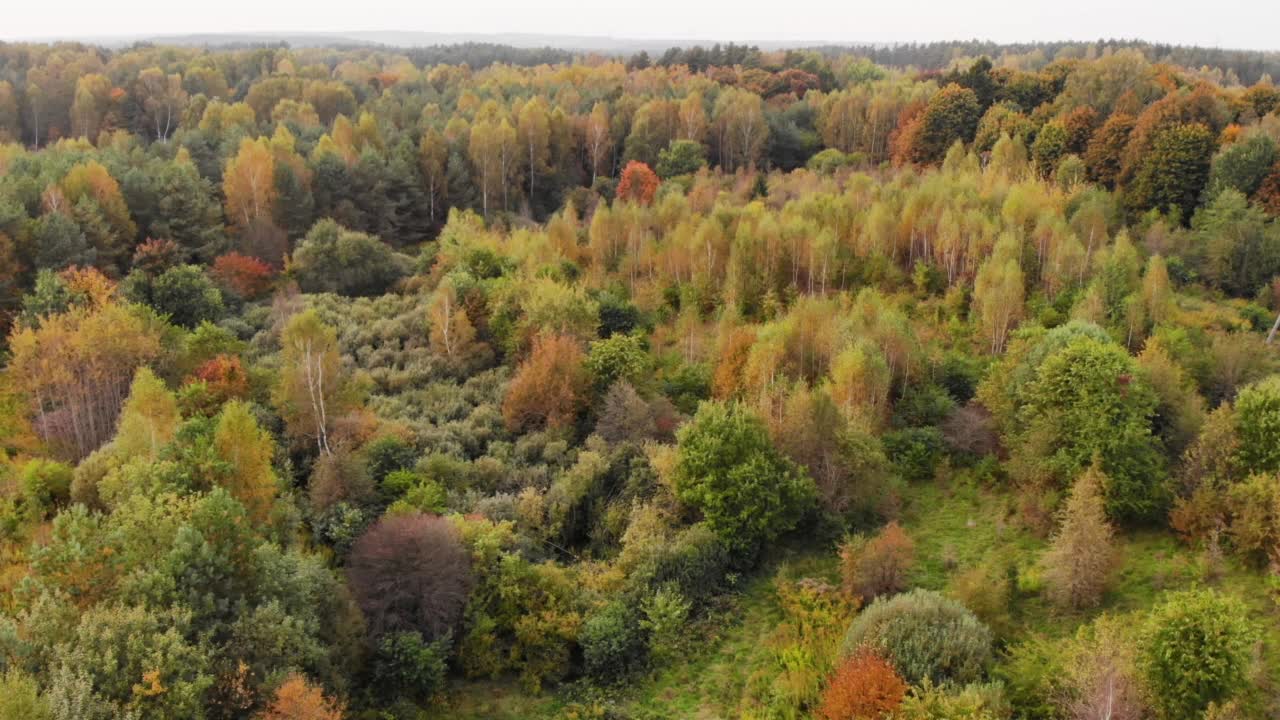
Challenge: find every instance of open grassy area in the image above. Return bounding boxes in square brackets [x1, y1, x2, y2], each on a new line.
[439, 474, 1280, 718]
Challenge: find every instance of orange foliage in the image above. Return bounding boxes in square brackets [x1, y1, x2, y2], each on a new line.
[839, 521, 915, 601]
[817, 649, 908, 720]
[1256, 161, 1280, 217]
[616, 160, 660, 205]
[132, 238, 181, 275]
[712, 327, 757, 398]
[502, 333, 588, 432]
[212, 252, 275, 299]
[256, 674, 344, 720]
[59, 266, 117, 307]
[192, 354, 250, 404]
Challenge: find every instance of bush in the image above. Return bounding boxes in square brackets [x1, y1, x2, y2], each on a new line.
[817, 649, 907, 720]
[1232, 374, 1280, 474]
[839, 521, 916, 601]
[580, 600, 648, 682]
[843, 589, 993, 686]
[892, 680, 1012, 720]
[372, 631, 450, 701]
[1142, 589, 1254, 719]
[883, 427, 945, 481]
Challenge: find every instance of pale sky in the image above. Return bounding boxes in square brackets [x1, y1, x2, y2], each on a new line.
[3, 0, 1279, 51]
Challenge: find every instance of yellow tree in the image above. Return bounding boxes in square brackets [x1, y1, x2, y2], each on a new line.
[114, 366, 179, 461]
[213, 400, 278, 524]
[418, 128, 448, 224]
[428, 279, 477, 363]
[678, 91, 707, 143]
[223, 137, 278, 233]
[517, 96, 551, 202]
[585, 102, 611, 184]
[973, 233, 1025, 354]
[275, 310, 343, 456]
[468, 119, 502, 218]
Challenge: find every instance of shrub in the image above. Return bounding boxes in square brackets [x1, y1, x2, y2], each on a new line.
[346, 513, 473, 641]
[580, 600, 648, 682]
[883, 427, 945, 481]
[256, 674, 343, 720]
[372, 631, 450, 701]
[1142, 589, 1254, 719]
[1232, 374, 1280, 474]
[817, 649, 907, 720]
[640, 585, 690, 666]
[843, 589, 993, 686]
[892, 680, 1012, 720]
[839, 521, 916, 601]
[290, 219, 409, 297]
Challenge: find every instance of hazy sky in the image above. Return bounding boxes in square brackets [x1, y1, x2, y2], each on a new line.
[4, 0, 1279, 50]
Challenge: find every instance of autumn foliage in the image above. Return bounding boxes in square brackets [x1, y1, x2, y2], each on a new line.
[817, 649, 908, 720]
[502, 333, 589, 432]
[192, 354, 250, 405]
[839, 521, 916, 601]
[256, 674, 344, 720]
[212, 252, 275, 299]
[616, 161, 660, 205]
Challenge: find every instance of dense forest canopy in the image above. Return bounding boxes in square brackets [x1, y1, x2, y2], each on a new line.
[1, 35, 1280, 720]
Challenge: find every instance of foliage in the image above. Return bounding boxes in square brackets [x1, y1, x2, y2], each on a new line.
[816, 649, 907, 720]
[1141, 589, 1254, 720]
[843, 589, 993, 686]
[839, 521, 916, 601]
[673, 401, 816, 554]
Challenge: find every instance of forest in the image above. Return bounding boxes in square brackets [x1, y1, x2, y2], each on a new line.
[1, 35, 1280, 720]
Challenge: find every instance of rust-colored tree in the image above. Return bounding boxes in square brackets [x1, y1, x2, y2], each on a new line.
[615, 161, 660, 206]
[502, 333, 589, 432]
[212, 252, 275, 299]
[839, 521, 916, 601]
[346, 513, 473, 641]
[817, 649, 908, 720]
[256, 674, 344, 720]
[1042, 461, 1117, 610]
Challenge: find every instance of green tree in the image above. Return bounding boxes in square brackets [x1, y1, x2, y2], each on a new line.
[1126, 123, 1215, 220]
[655, 139, 707, 177]
[672, 401, 815, 554]
[114, 366, 180, 461]
[1231, 374, 1280, 474]
[1142, 589, 1254, 720]
[1206, 134, 1278, 200]
[1030, 121, 1068, 178]
[290, 219, 410, 297]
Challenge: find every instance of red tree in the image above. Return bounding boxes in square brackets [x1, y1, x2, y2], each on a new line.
[192, 354, 250, 404]
[817, 649, 908, 720]
[212, 252, 275, 299]
[616, 160, 660, 205]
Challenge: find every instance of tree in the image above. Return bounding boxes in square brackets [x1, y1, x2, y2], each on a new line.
[585, 102, 611, 184]
[418, 128, 448, 225]
[839, 521, 916, 601]
[347, 513, 473, 641]
[224, 137, 278, 234]
[1230, 374, 1280, 474]
[1063, 615, 1149, 720]
[502, 333, 589, 432]
[517, 96, 551, 203]
[1126, 123, 1215, 219]
[136, 67, 187, 142]
[656, 139, 706, 177]
[212, 252, 275, 299]
[843, 589, 993, 686]
[1142, 589, 1254, 720]
[973, 234, 1024, 354]
[427, 278, 478, 364]
[213, 400, 277, 525]
[123, 264, 225, 329]
[1030, 121, 1068, 178]
[256, 675, 344, 720]
[817, 649, 908, 720]
[290, 219, 409, 297]
[6, 300, 161, 459]
[672, 401, 815, 553]
[1041, 462, 1117, 610]
[1206, 134, 1277, 199]
[901, 84, 980, 165]
[615, 161, 660, 205]
[1085, 112, 1136, 188]
[275, 309, 342, 455]
[1011, 334, 1165, 521]
[114, 366, 179, 461]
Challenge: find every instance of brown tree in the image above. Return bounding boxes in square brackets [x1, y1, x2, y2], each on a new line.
[817, 649, 908, 720]
[346, 513, 473, 641]
[502, 333, 589, 432]
[839, 521, 916, 600]
[1042, 461, 1117, 610]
